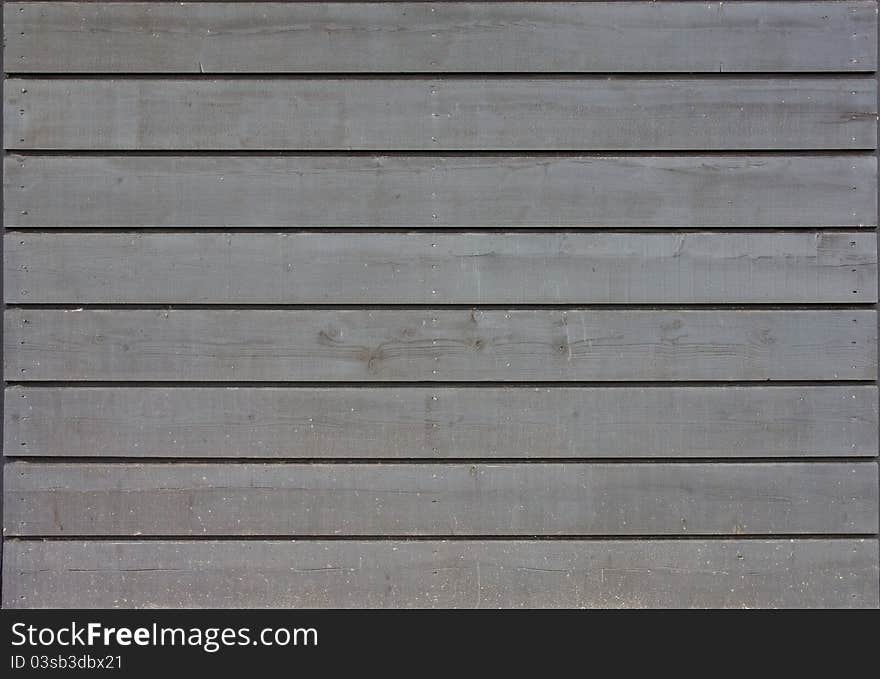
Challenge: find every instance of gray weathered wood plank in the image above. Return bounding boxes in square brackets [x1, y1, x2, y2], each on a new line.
[4, 0, 879, 614]
[6, 2, 876, 73]
[5, 309, 876, 382]
[5, 539, 877, 608]
[6, 386, 877, 459]
[6, 78, 875, 150]
[6, 232, 877, 304]
[5, 154, 875, 228]
[6, 462, 876, 536]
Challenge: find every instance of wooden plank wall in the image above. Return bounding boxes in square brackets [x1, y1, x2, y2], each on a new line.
[1, 1, 878, 609]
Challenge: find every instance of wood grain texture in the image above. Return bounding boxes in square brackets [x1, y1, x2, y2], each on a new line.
[6, 462, 876, 537]
[6, 232, 877, 304]
[4, 0, 878, 612]
[6, 386, 877, 459]
[5, 539, 877, 608]
[5, 77, 876, 151]
[5, 154, 875, 228]
[6, 2, 876, 73]
[5, 309, 876, 382]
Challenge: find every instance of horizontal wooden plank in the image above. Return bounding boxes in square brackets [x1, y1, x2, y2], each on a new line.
[6, 462, 876, 537]
[5, 155, 876, 228]
[5, 539, 877, 608]
[6, 77, 876, 150]
[5, 310, 876, 382]
[6, 386, 877, 459]
[6, 232, 877, 304]
[6, 2, 876, 73]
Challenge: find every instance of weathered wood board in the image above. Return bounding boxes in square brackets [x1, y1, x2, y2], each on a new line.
[4, 539, 877, 608]
[6, 154, 874, 228]
[6, 232, 877, 304]
[5, 78, 877, 150]
[5, 309, 876, 382]
[6, 462, 877, 536]
[6, 2, 876, 73]
[3, 0, 877, 610]
[6, 386, 876, 459]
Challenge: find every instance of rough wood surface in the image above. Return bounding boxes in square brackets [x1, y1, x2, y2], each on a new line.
[5, 154, 875, 228]
[5, 309, 876, 382]
[6, 77, 876, 150]
[6, 232, 877, 304]
[5, 539, 877, 608]
[6, 386, 877, 459]
[3, 0, 878, 611]
[6, 462, 876, 536]
[6, 2, 876, 73]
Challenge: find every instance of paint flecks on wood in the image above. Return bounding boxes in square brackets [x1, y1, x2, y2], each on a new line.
[4, 540, 877, 609]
